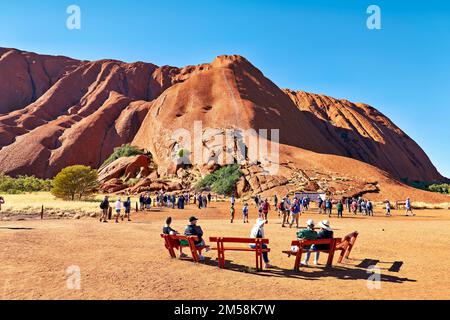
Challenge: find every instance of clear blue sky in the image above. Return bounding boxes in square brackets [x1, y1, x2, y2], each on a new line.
[1, 0, 449, 178]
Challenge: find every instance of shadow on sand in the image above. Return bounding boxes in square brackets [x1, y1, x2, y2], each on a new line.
[178, 257, 415, 284]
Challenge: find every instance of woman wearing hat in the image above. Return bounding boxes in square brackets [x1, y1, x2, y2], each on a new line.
[303, 220, 334, 265]
[250, 218, 272, 268]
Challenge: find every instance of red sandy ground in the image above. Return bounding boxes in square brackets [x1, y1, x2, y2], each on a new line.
[1, 202, 449, 300]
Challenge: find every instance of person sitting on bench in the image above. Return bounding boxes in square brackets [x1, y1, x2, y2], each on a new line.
[163, 217, 187, 258]
[303, 220, 334, 265]
[184, 216, 209, 261]
[294, 219, 318, 266]
[250, 218, 272, 269]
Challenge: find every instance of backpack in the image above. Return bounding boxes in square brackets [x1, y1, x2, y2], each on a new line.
[99, 201, 107, 209]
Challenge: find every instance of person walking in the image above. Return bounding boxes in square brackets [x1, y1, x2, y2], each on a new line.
[405, 198, 415, 216]
[336, 200, 344, 218]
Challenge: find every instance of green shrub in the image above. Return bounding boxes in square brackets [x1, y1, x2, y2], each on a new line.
[196, 165, 242, 196]
[428, 184, 450, 194]
[100, 144, 146, 169]
[51, 165, 99, 200]
[0, 174, 52, 194]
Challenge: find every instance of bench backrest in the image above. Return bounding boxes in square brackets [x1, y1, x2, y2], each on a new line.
[210, 237, 269, 245]
[291, 238, 341, 248]
[161, 234, 199, 242]
[343, 231, 358, 243]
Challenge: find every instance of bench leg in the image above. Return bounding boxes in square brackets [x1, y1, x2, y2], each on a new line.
[345, 241, 355, 259]
[326, 240, 337, 267]
[294, 250, 303, 271]
[188, 239, 199, 262]
[338, 248, 346, 263]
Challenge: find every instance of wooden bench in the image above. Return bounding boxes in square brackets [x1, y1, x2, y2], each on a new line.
[209, 237, 270, 271]
[161, 234, 207, 263]
[335, 231, 359, 263]
[283, 238, 341, 271]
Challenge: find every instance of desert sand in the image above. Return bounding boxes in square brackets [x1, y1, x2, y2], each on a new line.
[1, 201, 449, 300]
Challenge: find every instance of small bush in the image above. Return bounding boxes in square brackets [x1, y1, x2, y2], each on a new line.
[100, 144, 146, 169]
[51, 165, 99, 200]
[196, 165, 242, 196]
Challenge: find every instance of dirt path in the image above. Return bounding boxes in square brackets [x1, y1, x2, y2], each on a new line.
[1, 203, 449, 300]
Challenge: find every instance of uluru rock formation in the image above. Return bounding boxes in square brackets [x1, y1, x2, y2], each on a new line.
[0, 48, 448, 201]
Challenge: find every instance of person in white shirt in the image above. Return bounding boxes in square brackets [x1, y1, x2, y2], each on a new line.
[405, 197, 415, 216]
[385, 199, 391, 216]
[115, 198, 122, 223]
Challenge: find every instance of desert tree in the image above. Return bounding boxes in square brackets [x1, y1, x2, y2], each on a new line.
[51, 165, 99, 200]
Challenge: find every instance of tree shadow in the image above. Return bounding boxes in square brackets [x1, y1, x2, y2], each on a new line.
[0, 227, 34, 231]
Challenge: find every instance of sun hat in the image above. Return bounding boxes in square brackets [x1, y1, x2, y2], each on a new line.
[306, 219, 314, 227]
[319, 220, 332, 231]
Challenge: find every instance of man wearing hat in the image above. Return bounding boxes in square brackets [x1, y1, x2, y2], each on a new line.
[303, 220, 334, 265]
[296, 219, 318, 266]
[184, 216, 209, 261]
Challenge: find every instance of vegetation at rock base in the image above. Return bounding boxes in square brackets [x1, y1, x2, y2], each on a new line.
[51, 165, 99, 201]
[100, 144, 147, 169]
[0, 174, 53, 194]
[196, 164, 243, 196]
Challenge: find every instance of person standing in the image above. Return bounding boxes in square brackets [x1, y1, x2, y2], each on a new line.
[207, 193, 212, 203]
[273, 195, 278, 212]
[346, 197, 352, 213]
[262, 199, 270, 223]
[139, 194, 145, 211]
[336, 200, 344, 218]
[0, 196, 4, 211]
[325, 199, 332, 217]
[242, 203, 249, 223]
[289, 198, 300, 228]
[230, 205, 235, 223]
[197, 194, 203, 209]
[385, 199, 392, 216]
[124, 196, 132, 221]
[405, 198, 415, 216]
[145, 195, 152, 211]
[366, 199, 374, 216]
[318, 197, 324, 214]
[282, 195, 291, 228]
[115, 198, 122, 223]
[99, 196, 109, 223]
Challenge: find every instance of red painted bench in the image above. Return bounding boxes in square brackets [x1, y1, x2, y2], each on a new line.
[209, 237, 270, 271]
[336, 231, 359, 263]
[161, 234, 207, 263]
[283, 238, 341, 271]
